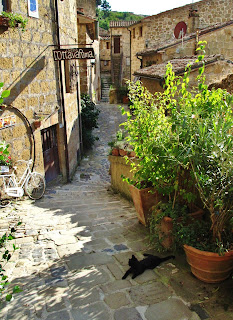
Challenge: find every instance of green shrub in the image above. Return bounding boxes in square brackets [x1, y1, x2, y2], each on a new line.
[81, 94, 100, 151]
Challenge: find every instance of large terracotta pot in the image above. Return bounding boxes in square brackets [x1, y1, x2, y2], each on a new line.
[160, 207, 204, 249]
[184, 244, 233, 283]
[129, 184, 166, 226]
[119, 149, 127, 156]
[111, 148, 119, 156]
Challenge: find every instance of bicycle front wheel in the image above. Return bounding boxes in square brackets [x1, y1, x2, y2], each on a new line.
[0, 199, 11, 208]
[25, 172, 46, 200]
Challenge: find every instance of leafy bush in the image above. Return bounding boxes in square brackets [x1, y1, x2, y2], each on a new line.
[123, 41, 233, 252]
[81, 94, 100, 150]
[0, 222, 22, 306]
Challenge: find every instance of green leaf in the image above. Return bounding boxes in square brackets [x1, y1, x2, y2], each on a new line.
[6, 294, 12, 301]
[13, 285, 22, 293]
[1, 90, 10, 98]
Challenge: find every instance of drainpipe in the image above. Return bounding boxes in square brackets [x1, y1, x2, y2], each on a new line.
[54, 0, 70, 182]
[127, 27, 132, 81]
[110, 27, 113, 84]
[137, 55, 143, 69]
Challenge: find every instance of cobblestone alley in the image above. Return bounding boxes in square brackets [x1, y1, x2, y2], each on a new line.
[0, 103, 232, 320]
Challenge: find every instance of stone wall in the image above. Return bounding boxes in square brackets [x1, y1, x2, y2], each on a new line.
[100, 38, 111, 73]
[0, 0, 80, 181]
[111, 26, 132, 84]
[141, 23, 233, 68]
[130, 0, 233, 78]
[76, 0, 96, 18]
[145, 0, 233, 47]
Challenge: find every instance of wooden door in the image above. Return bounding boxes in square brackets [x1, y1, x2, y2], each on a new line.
[41, 125, 60, 182]
[114, 37, 120, 54]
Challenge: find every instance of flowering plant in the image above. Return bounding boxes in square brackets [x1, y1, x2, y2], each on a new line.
[0, 141, 12, 167]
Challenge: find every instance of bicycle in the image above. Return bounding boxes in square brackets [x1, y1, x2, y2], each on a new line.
[0, 159, 46, 207]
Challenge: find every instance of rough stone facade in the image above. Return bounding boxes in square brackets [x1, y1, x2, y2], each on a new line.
[0, 0, 81, 182]
[99, 28, 111, 74]
[76, 0, 96, 19]
[77, 1, 101, 102]
[110, 21, 135, 86]
[140, 22, 233, 68]
[129, 0, 233, 79]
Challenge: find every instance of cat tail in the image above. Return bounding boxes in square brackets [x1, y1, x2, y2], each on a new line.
[162, 255, 175, 262]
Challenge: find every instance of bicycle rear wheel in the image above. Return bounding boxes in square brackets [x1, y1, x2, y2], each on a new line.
[25, 172, 46, 200]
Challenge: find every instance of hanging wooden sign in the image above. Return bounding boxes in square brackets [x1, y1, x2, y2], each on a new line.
[53, 48, 95, 61]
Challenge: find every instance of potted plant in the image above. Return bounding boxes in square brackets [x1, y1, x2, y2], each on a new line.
[150, 201, 204, 250]
[160, 42, 233, 282]
[117, 86, 129, 104]
[121, 80, 198, 226]
[0, 11, 28, 31]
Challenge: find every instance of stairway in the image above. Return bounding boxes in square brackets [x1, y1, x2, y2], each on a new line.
[101, 73, 111, 102]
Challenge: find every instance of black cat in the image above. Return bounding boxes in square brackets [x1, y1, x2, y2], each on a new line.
[122, 254, 175, 279]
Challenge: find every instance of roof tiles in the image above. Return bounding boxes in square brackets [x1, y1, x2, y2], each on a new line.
[109, 20, 138, 28]
[134, 55, 225, 79]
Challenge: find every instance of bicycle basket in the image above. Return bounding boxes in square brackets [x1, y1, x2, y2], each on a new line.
[5, 187, 24, 198]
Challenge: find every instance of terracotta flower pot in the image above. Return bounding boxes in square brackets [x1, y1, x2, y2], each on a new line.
[111, 148, 119, 156]
[34, 120, 41, 129]
[123, 96, 129, 104]
[127, 151, 136, 157]
[129, 184, 167, 226]
[119, 149, 127, 156]
[184, 244, 233, 283]
[160, 207, 204, 249]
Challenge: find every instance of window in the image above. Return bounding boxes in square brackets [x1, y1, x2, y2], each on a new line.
[133, 28, 135, 38]
[106, 42, 110, 50]
[139, 26, 143, 37]
[28, 0, 39, 18]
[113, 37, 120, 54]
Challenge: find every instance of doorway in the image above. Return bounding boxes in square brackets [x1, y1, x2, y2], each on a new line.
[41, 125, 60, 182]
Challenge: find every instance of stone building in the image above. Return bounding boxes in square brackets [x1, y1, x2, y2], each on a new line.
[135, 20, 233, 93]
[99, 27, 111, 74]
[134, 55, 233, 93]
[0, 0, 98, 184]
[109, 20, 136, 86]
[129, 0, 233, 80]
[77, 0, 101, 102]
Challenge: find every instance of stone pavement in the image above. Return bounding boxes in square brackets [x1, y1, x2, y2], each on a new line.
[0, 103, 233, 320]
